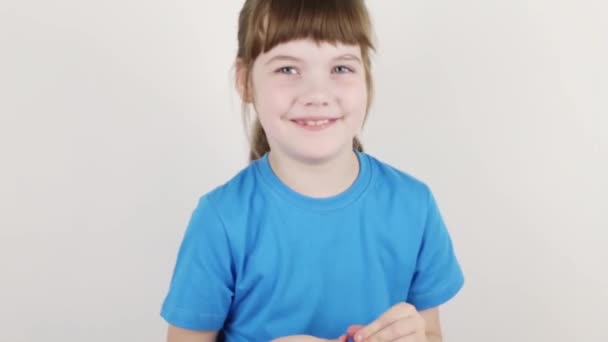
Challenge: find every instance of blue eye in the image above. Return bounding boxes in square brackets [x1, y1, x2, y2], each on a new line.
[276, 66, 298, 75]
[333, 65, 354, 74]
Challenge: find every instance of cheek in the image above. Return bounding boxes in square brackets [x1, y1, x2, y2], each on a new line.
[337, 79, 368, 113]
[253, 80, 295, 117]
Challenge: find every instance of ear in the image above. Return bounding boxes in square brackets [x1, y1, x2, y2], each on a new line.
[235, 59, 253, 103]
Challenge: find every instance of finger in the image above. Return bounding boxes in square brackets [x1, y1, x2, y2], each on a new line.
[401, 334, 422, 342]
[393, 337, 416, 342]
[368, 335, 415, 342]
[347, 325, 365, 336]
[355, 303, 416, 341]
[364, 316, 418, 342]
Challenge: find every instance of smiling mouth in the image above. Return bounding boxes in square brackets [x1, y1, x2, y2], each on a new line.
[290, 117, 341, 131]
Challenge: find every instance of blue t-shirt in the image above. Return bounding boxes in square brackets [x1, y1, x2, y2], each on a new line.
[161, 150, 464, 341]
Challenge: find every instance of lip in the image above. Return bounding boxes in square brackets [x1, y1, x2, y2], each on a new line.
[290, 116, 340, 121]
[290, 117, 340, 131]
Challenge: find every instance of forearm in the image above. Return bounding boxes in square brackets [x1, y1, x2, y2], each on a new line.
[271, 335, 325, 342]
[426, 333, 443, 342]
[272, 336, 303, 342]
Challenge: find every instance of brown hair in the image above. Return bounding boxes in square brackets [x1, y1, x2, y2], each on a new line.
[236, 0, 375, 162]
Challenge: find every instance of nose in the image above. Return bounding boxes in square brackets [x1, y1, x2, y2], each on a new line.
[301, 91, 330, 107]
[299, 76, 332, 108]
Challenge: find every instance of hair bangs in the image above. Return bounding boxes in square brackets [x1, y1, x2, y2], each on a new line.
[244, 0, 374, 60]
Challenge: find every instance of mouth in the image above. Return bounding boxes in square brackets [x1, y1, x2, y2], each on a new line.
[290, 117, 341, 131]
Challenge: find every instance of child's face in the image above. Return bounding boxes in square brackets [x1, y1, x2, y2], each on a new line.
[250, 38, 368, 162]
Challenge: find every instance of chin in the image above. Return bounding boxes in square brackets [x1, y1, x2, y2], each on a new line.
[291, 143, 352, 163]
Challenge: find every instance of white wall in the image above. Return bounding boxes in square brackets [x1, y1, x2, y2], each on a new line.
[1, 1, 606, 341]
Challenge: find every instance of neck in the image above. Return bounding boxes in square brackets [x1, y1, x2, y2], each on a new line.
[268, 148, 360, 198]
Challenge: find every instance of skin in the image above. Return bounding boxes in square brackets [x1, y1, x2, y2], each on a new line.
[271, 303, 443, 342]
[238, 38, 368, 198]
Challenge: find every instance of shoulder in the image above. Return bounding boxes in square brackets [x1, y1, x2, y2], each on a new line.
[197, 160, 261, 213]
[364, 152, 432, 201]
[183, 161, 263, 252]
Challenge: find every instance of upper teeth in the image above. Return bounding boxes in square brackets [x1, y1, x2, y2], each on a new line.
[301, 119, 329, 126]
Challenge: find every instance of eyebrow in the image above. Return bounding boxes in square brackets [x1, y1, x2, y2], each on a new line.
[264, 55, 303, 66]
[333, 54, 362, 64]
[264, 53, 362, 66]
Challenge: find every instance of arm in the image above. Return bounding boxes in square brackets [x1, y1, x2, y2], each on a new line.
[166, 324, 218, 342]
[272, 335, 345, 342]
[419, 307, 443, 342]
[353, 303, 444, 342]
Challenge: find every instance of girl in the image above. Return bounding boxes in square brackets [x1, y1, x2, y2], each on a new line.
[161, 0, 464, 341]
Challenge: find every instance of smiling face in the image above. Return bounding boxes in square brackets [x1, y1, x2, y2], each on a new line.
[243, 38, 368, 163]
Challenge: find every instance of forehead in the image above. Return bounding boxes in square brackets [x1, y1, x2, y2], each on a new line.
[259, 39, 361, 62]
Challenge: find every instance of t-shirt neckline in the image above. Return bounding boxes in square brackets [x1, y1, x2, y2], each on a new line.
[254, 150, 372, 212]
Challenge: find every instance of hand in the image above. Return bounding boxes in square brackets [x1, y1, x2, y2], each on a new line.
[352, 302, 427, 342]
[272, 334, 348, 342]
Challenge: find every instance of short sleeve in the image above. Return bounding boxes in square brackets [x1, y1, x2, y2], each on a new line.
[406, 187, 464, 310]
[160, 195, 234, 331]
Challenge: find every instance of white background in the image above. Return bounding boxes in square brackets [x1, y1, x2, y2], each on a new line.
[1, 1, 606, 341]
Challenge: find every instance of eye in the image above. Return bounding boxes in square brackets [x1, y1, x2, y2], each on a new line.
[275, 66, 298, 75]
[333, 65, 354, 74]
